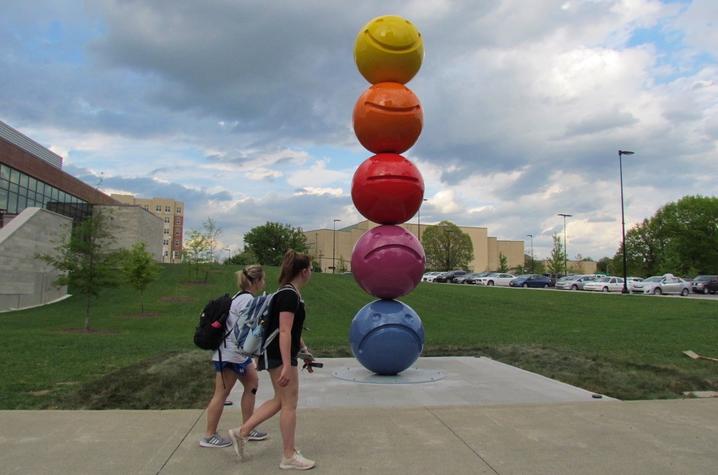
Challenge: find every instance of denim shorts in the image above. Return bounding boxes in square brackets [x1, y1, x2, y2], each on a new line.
[213, 358, 253, 376]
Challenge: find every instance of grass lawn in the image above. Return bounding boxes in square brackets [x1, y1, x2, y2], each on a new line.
[1, 263, 716, 409]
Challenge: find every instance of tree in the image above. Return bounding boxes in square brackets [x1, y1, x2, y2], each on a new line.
[497, 252, 509, 272]
[421, 220, 474, 271]
[337, 255, 347, 273]
[121, 242, 159, 314]
[610, 195, 718, 277]
[243, 222, 308, 266]
[38, 210, 119, 331]
[545, 234, 566, 277]
[183, 230, 210, 281]
[202, 218, 222, 263]
[597, 257, 611, 273]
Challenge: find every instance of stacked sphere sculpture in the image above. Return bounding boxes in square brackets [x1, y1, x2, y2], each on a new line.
[349, 15, 427, 375]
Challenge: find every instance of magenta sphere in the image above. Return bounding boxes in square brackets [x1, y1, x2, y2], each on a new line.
[351, 225, 425, 299]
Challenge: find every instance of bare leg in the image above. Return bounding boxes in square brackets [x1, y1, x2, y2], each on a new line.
[237, 363, 259, 423]
[274, 366, 299, 459]
[205, 369, 238, 437]
[233, 368, 282, 436]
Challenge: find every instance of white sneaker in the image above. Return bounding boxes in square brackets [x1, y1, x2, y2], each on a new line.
[280, 449, 316, 470]
[228, 429, 248, 460]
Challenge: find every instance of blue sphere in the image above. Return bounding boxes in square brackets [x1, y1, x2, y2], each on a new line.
[349, 299, 425, 375]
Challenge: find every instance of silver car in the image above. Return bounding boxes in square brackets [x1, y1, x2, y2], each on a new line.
[555, 275, 597, 290]
[632, 274, 691, 296]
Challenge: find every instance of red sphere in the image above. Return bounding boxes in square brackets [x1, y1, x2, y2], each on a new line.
[351, 153, 424, 225]
[353, 82, 423, 154]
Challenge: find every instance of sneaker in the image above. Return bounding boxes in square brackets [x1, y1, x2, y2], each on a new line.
[199, 433, 232, 448]
[228, 428, 248, 459]
[248, 429, 268, 441]
[280, 450, 316, 470]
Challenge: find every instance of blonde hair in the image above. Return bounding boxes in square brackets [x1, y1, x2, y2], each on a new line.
[278, 250, 312, 286]
[235, 264, 265, 291]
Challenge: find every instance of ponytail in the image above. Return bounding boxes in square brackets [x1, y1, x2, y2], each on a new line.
[278, 249, 312, 286]
[236, 264, 264, 291]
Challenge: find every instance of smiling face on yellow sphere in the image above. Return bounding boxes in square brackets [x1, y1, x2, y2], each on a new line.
[354, 15, 424, 85]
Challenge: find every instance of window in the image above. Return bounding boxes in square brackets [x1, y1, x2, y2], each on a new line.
[0, 191, 7, 211]
[19, 173, 28, 189]
[164, 229, 169, 234]
[175, 217, 181, 224]
[7, 192, 18, 213]
[17, 194, 26, 211]
[9, 169, 19, 184]
[155, 205, 162, 212]
[176, 207, 182, 214]
[164, 251, 169, 257]
[165, 206, 171, 213]
[175, 239, 180, 246]
[163, 239, 169, 246]
[0, 164, 9, 180]
[28, 177, 37, 192]
[51, 187, 59, 200]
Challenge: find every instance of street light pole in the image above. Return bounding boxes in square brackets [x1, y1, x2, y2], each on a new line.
[557, 213, 572, 277]
[224, 247, 231, 263]
[526, 234, 534, 273]
[619, 150, 635, 293]
[417, 198, 428, 242]
[332, 218, 341, 274]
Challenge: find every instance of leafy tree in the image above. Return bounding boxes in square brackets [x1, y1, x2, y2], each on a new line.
[243, 222, 308, 266]
[38, 210, 119, 331]
[337, 255, 347, 273]
[497, 252, 509, 272]
[610, 195, 718, 277]
[421, 220, 474, 271]
[546, 234, 566, 277]
[120, 242, 159, 314]
[597, 257, 611, 273]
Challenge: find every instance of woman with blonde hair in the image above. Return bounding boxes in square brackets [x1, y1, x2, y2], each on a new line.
[230, 250, 317, 470]
[199, 265, 269, 448]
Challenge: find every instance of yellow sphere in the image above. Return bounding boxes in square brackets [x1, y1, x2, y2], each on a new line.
[354, 15, 424, 84]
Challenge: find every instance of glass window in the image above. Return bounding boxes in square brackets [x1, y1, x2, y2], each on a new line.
[17, 194, 26, 211]
[0, 190, 7, 211]
[164, 229, 169, 234]
[51, 187, 59, 200]
[9, 169, 19, 184]
[163, 251, 168, 257]
[176, 207, 182, 214]
[155, 205, 161, 212]
[35, 182, 44, 195]
[7, 192, 18, 213]
[19, 173, 29, 188]
[0, 178, 8, 191]
[9, 183, 18, 194]
[164, 217, 170, 223]
[165, 206, 171, 213]
[0, 164, 9, 180]
[175, 239, 180, 246]
[27, 177, 37, 191]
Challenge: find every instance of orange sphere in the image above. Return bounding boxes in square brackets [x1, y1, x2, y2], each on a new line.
[353, 82, 423, 154]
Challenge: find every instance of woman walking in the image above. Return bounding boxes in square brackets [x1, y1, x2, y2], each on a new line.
[229, 250, 316, 470]
[199, 265, 269, 448]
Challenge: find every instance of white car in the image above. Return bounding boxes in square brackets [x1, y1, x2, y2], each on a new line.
[422, 272, 442, 282]
[476, 272, 515, 286]
[632, 274, 690, 296]
[583, 276, 625, 293]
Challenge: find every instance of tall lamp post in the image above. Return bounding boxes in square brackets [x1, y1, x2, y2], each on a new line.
[526, 234, 534, 273]
[223, 247, 231, 263]
[557, 213, 572, 276]
[417, 198, 428, 242]
[619, 150, 635, 293]
[332, 218, 341, 274]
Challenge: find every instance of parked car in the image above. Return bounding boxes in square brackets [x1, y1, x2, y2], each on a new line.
[632, 274, 691, 296]
[705, 277, 718, 294]
[509, 274, 554, 288]
[555, 275, 597, 290]
[450, 271, 472, 283]
[463, 271, 493, 284]
[422, 272, 442, 282]
[691, 275, 718, 294]
[454, 272, 483, 284]
[583, 276, 625, 293]
[434, 270, 466, 283]
[476, 272, 515, 286]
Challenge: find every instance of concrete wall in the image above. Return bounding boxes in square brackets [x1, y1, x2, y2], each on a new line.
[95, 205, 163, 261]
[0, 207, 71, 312]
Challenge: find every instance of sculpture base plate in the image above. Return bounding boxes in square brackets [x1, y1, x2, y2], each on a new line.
[332, 366, 446, 384]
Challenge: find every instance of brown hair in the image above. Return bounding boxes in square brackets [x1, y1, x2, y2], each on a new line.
[278, 250, 312, 286]
[235, 264, 265, 291]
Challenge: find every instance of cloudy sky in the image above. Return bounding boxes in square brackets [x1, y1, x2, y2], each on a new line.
[2, 0, 716, 260]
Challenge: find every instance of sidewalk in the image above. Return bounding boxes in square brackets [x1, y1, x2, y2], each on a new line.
[1, 358, 716, 474]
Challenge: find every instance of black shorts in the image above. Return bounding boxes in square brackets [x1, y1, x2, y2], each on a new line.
[258, 356, 298, 371]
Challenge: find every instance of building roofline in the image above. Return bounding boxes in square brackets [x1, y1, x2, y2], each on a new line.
[0, 120, 63, 168]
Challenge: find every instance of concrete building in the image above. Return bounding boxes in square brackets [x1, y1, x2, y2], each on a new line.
[110, 195, 184, 263]
[95, 205, 163, 261]
[304, 220, 524, 273]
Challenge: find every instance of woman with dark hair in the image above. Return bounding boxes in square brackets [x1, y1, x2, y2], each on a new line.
[229, 250, 316, 470]
[200, 265, 268, 448]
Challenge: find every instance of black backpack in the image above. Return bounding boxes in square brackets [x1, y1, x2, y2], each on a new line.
[193, 292, 243, 350]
